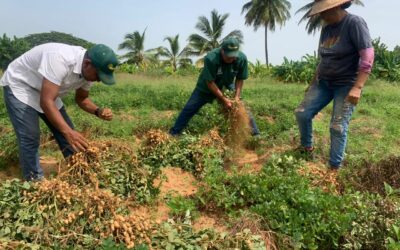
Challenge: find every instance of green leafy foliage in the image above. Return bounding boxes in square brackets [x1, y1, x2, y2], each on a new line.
[152, 34, 192, 72]
[0, 180, 31, 239]
[186, 9, 243, 59]
[166, 195, 199, 219]
[372, 38, 400, 82]
[60, 142, 160, 202]
[98, 238, 148, 250]
[242, 0, 291, 64]
[151, 220, 265, 249]
[296, 0, 364, 35]
[248, 60, 272, 78]
[0, 127, 18, 169]
[0, 31, 94, 75]
[0, 165, 154, 248]
[1, 72, 400, 249]
[138, 130, 225, 178]
[387, 223, 400, 249]
[118, 29, 159, 67]
[272, 53, 319, 84]
[23, 31, 94, 49]
[0, 34, 30, 70]
[197, 155, 400, 249]
[117, 62, 200, 77]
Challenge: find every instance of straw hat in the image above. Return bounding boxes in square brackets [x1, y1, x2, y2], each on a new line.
[309, 0, 351, 16]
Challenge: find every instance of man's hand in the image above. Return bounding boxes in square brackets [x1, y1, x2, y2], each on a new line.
[346, 87, 362, 105]
[98, 108, 113, 121]
[63, 129, 89, 152]
[223, 98, 233, 109]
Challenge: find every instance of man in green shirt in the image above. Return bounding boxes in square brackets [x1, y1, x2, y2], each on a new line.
[169, 37, 259, 136]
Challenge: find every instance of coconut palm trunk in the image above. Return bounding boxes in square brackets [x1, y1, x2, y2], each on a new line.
[265, 25, 269, 66]
[242, 0, 291, 67]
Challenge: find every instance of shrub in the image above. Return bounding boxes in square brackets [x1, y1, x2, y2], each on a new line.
[372, 38, 400, 82]
[272, 53, 319, 84]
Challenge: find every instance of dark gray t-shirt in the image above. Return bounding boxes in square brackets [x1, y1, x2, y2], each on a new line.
[318, 13, 372, 85]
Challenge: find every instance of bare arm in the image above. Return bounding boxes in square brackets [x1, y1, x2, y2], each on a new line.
[207, 81, 232, 109]
[346, 71, 369, 105]
[75, 88, 97, 114]
[353, 71, 369, 90]
[75, 88, 113, 121]
[346, 48, 374, 105]
[40, 78, 88, 151]
[234, 79, 244, 101]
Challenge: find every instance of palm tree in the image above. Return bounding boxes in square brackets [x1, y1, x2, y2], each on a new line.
[242, 0, 291, 65]
[156, 35, 192, 72]
[296, 0, 364, 35]
[118, 29, 159, 67]
[186, 9, 243, 58]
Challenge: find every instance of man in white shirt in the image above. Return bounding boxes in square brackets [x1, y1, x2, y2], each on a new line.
[0, 43, 119, 181]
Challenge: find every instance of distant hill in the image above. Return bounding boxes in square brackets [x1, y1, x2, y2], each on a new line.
[24, 31, 95, 49]
[0, 31, 95, 70]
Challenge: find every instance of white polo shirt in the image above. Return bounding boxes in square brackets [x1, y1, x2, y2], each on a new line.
[0, 43, 94, 113]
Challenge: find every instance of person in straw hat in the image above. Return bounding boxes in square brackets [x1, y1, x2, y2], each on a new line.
[294, 0, 374, 170]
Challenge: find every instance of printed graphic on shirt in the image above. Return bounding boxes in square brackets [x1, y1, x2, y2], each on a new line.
[321, 36, 341, 49]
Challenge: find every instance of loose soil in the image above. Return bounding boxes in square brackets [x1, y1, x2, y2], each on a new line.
[225, 101, 251, 153]
[153, 167, 198, 198]
[298, 162, 340, 194]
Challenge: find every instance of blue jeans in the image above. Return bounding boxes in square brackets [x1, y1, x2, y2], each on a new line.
[3, 86, 75, 181]
[295, 80, 355, 168]
[170, 85, 260, 136]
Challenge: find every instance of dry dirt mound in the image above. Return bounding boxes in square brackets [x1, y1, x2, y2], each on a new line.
[298, 162, 339, 194]
[344, 156, 400, 195]
[0, 164, 20, 181]
[227, 145, 291, 175]
[40, 156, 59, 177]
[153, 167, 198, 198]
[127, 167, 199, 224]
[0, 156, 60, 181]
[129, 201, 170, 225]
[192, 214, 228, 233]
[227, 150, 263, 175]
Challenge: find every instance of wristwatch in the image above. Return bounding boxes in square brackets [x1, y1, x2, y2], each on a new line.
[94, 107, 102, 117]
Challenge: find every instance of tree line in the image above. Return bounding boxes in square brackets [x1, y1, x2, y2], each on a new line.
[0, 31, 94, 71]
[117, 0, 365, 68]
[3, 0, 400, 82]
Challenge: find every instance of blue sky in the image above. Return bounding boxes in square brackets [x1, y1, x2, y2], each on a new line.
[1, 0, 398, 64]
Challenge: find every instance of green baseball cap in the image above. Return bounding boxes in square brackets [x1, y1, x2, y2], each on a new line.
[87, 44, 119, 85]
[221, 37, 240, 58]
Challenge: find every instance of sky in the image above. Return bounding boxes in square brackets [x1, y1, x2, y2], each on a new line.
[1, 0, 398, 65]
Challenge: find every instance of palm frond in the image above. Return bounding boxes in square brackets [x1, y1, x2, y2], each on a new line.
[296, 0, 364, 34]
[188, 9, 243, 57]
[241, 0, 291, 64]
